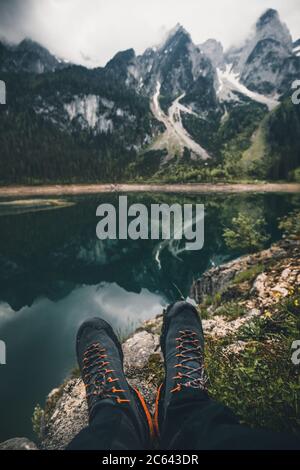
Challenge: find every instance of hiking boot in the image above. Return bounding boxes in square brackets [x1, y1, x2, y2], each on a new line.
[77, 317, 154, 447]
[154, 301, 207, 436]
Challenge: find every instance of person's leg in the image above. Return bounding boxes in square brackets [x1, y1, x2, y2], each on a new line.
[155, 301, 300, 450]
[67, 318, 153, 450]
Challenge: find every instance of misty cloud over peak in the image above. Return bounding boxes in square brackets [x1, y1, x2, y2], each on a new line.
[0, 0, 299, 67]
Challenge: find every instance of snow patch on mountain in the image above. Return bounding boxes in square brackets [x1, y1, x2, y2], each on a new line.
[217, 65, 280, 111]
[100, 97, 114, 109]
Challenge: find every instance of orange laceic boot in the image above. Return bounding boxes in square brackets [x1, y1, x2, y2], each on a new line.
[154, 301, 208, 438]
[76, 317, 154, 448]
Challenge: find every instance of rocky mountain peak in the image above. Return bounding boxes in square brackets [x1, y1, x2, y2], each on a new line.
[256, 8, 279, 29]
[167, 23, 189, 38]
[105, 48, 140, 88]
[0, 37, 63, 73]
[105, 48, 136, 69]
[159, 23, 191, 51]
[227, 8, 295, 94]
[18, 38, 47, 52]
[199, 39, 225, 69]
[254, 8, 292, 49]
[140, 22, 216, 102]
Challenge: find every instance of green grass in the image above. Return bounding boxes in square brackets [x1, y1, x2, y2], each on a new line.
[144, 353, 165, 387]
[205, 288, 300, 436]
[206, 339, 300, 436]
[215, 301, 247, 320]
[233, 264, 265, 284]
[115, 319, 141, 343]
[279, 209, 300, 240]
[198, 307, 211, 320]
[203, 292, 222, 308]
[241, 118, 270, 178]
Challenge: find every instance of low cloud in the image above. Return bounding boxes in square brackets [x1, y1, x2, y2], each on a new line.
[0, 0, 299, 67]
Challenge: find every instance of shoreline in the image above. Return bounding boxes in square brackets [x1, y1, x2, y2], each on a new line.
[0, 182, 299, 198]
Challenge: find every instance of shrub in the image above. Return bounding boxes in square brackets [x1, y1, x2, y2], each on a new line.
[32, 404, 44, 440]
[289, 167, 300, 182]
[233, 264, 265, 284]
[216, 301, 247, 320]
[206, 339, 300, 436]
[223, 213, 270, 253]
[279, 210, 300, 240]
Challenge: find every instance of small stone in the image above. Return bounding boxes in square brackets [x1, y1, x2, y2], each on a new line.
[0, 438, 37, 450]
[123, 331, 159, 371]
[281, 268, 291, 280]
[222, 341, 248, 355]
[271, 285, 289, 297]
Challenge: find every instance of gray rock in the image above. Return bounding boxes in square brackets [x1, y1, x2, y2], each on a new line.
[191, 242, 288, 303]
[199, 39, 225, 69]
[0, 438, 37, 450]
[40, 378, 88, 450]
[123, 330, 160, 371]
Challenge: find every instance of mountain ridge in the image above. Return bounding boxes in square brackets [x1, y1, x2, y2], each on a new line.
[0, 8, 299, 183]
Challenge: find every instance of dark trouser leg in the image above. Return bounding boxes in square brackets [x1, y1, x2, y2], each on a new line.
[66, 400, 143, 450]
[160, 389, 300, 450]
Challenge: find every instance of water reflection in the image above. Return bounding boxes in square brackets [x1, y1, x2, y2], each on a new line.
[0, 192, 299, 441]
[0, 281, 166, 441]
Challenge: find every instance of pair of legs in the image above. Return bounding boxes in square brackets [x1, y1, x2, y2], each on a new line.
[67, 302, 299, 450]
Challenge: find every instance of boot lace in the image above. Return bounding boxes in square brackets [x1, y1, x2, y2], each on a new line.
[82, 343, 130, 405]
[171, 329, 207, 393]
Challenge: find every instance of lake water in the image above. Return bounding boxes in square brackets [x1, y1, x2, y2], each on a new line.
[0, 191, 299, 442]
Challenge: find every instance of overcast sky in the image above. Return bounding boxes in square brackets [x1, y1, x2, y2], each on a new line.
[0, 0, 299, 67]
